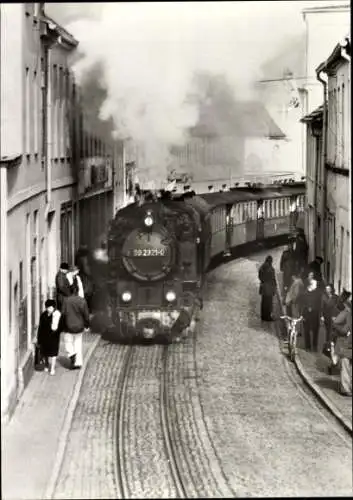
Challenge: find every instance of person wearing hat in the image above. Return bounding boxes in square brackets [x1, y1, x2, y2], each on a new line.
[331, 298, 352, 395]
[55, 262, 72, 311]
[37, 299, 62, 375]
[258, 255, 277, 321]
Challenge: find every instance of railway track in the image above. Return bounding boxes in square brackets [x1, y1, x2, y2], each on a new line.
[115, 331, 234, 498]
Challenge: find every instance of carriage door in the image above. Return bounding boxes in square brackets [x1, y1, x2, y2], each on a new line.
[256, 200, 264, 240]
[289, 195, 298, 233]
[225, 204, 233, 252]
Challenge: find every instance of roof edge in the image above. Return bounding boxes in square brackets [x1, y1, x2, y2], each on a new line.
[316, 36, 351, 73]
[42, 14, 79, 48]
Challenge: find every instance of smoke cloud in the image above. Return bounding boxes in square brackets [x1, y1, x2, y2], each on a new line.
[64, 1, 346, 187]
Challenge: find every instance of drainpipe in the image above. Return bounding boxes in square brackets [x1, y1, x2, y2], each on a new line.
[40, 8, 59, 220]
[316, 67, 328, 275]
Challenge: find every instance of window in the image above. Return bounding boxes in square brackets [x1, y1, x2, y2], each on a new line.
[33, 210, 39, 324]
[53, 65, 59, 158]
[342, 83, 345, 164]
[34, 3, 40, 18]
[25, 67, 31, 155]
[338, 226, 344, 293]
[337, 86, 341, 164]
[333, 88, 337, 161]
[19, 262, 23, 299]
[9, 271, 12, 332]
[33, 70, 39, 155]
[31, 257, 37, 336]
[60, 67, 65, 157]
[61, 205, 73, 265]
[26, 213, 31, 336]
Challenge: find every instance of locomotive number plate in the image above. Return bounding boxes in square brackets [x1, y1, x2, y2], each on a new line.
[131, 248, 167, 257]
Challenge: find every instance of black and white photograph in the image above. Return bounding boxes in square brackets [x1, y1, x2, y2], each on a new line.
[1, 1, 351, 498]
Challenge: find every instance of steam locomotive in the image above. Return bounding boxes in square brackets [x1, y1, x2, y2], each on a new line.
[105, 183, 305, 343]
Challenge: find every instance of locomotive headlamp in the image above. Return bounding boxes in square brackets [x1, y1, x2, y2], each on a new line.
[121, 291, 132, 302]
[165, 290, 176, 302]
[144, 212, 154, 227]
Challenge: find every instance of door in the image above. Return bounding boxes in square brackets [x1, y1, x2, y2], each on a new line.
[256, 201, 264, 240]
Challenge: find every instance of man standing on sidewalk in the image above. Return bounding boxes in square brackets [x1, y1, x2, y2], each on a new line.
[302, 275, 322, 352]
[55, 263, 72, 311]
[61, 282, 90, 369]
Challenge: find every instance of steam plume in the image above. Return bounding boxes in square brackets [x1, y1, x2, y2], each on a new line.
[64, 1, 346, 187]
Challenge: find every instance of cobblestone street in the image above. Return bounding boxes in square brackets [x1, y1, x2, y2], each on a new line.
[2, 248, 352, 499]
[196, 248, 352, 496]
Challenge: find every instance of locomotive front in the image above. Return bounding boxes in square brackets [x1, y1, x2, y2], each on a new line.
[107, 200, 201, 342]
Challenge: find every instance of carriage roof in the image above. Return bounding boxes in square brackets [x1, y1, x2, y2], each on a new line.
[199, 183, 305, 207]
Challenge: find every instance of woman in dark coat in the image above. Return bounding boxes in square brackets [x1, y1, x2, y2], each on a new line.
[321, 284, 339, 343]
[37, 299, 62, 375]
[258, 255, 277, 321]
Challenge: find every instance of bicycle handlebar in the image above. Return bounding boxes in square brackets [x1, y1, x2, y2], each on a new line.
[280, 315, 303, 323]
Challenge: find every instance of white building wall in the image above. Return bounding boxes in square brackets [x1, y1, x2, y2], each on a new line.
[1, 4, 80, 422]
[303, 5, 350, 114]
[325, 54, 351, 293]
[0, 4, 24, 157]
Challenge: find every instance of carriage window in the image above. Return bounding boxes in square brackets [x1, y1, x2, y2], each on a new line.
[239, 204, 243, 223]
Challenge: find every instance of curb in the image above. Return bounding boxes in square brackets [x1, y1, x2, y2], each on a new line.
[275, 269, 352, 435]
[44, 334, 101, 499]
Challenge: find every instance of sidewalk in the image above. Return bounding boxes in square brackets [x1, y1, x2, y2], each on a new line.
[274, 255, 352, 433]
[2, 332, 100, 500]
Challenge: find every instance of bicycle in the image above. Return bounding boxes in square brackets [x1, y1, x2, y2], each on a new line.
[280, 315, 304, 362]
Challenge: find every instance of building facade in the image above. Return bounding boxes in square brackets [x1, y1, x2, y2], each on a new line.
[0, 3, 79, 421]
[303, 35, 351, 293]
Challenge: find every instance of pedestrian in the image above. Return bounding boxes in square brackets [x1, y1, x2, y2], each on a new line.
[37, 299, 62, 376]
[75, 248, 94, 313]
[67, 266, 85, 298]
[55, 262, 72, 312]
[321, 284, 339, 343]
[285, 271, 304, 318]
[293, 229, 309, 272]
[308, 256, 324, 288]
[258, 255, 277, 321]
[302, 274, 322, 352]
[61, 282, 90, 370]
[336, 289, 351, 312]
[280, 242, 295, 296]
[331, 299, 352, 396]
